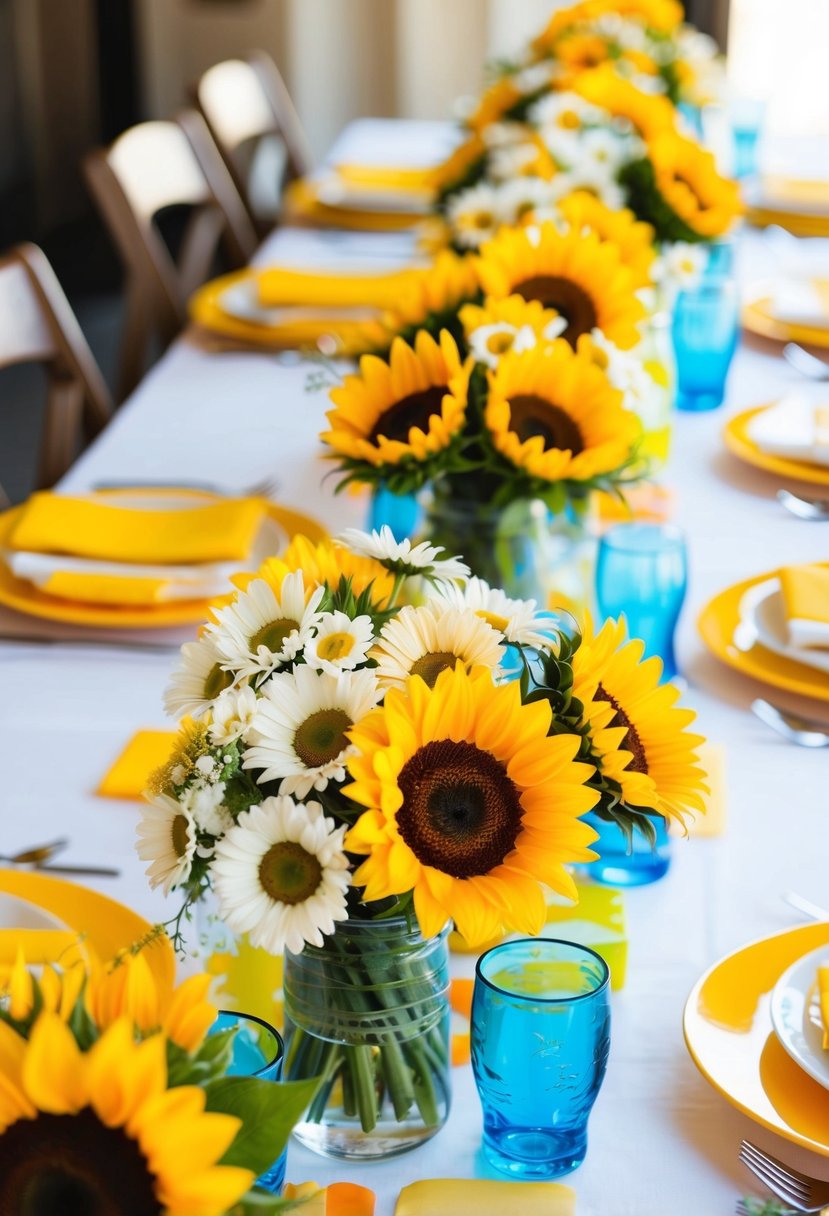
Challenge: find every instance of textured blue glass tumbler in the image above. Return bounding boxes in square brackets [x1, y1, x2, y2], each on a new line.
[671, 277, 738, 412]
[471, 939, 610, 1180]
[208, 1011, 286, 1193]
[730, 99, 765, 179]
[580, 811, 671, 886]
[595, 523, 687, 681]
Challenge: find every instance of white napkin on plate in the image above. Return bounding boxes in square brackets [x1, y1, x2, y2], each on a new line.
[747, 394, 829, 466]
[767, 279, 829, 327]
[2, 550, 240, 603]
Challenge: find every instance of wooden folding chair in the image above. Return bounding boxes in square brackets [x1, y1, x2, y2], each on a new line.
[0, 243, 112, 504]
[195, 52, 312, 234]
[83, 110, 258, 401]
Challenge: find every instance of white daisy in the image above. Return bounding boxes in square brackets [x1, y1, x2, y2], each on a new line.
[530, 91, 604, 133]
[468, 321, 537, 368]
[209, 684, 260, 746]
[212, 796, 350, 955]
[304, 611, 374, 677]
[243, 666, 381, 797]
[135, 793, 196, 895]
[446, 183, 505, 249]
[539, 126, 583, 171]
[163, 635, 236, 719]
[550, 164, 626, 211]
[430, 576, 554, 650]
[207, 572, 325, 680]
[370, 602, 504, 690]
[497, 176, 561, 226]
[184, 781, 232, 839]
[580, 128, 632, 174]
[655, 242, 707, 292]
[487, 142, 545, 183]
[338, 527, 470, 583]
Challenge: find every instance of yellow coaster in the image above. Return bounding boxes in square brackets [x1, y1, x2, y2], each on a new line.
[96, 729, 176, 800]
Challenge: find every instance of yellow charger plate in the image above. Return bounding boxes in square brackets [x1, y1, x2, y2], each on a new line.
[722, 405, 829, 487]
[0, 495, 325, 629]
[697, 570, 829, 703]
[0, 869, 172, 986]
[742, 295, 829, 350]
[745, 206, 829, 239]
[684, 922, 829, 1156]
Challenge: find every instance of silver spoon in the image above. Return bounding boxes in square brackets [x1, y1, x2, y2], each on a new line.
[751, 697, 829, 747]
[0, 838, 69, 865]
[777, 488, 829, 520]
[783, 342, 829, 381]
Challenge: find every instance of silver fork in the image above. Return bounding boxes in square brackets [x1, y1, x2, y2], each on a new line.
[90, 475, 280, 499]
[751, 699, 829, 748]
[783, 343, 829, 381]
[777, 490, 829, 522]
[740, 1140, 829, 1211]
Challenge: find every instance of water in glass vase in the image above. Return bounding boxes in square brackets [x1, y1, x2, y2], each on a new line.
[283, 917, 451, 1160]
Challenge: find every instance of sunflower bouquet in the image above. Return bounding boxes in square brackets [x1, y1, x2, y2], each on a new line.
[0, 936, 319, 1215]
[140, 526, 706, 1143]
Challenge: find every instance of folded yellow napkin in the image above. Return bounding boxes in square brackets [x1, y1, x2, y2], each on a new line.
[779, 564, 829, 649]
[762, 175, 829, 210]
[97, 729, 176, 800]
[283, 179, 424, 232]
[4, 549, 237, 605]
[395, 1180, 575, 1216]
[819, 965, 829, 1050]
[10, 493, 266, 565]
[257, 266, 418, 311]
[334, 163, 437, 193]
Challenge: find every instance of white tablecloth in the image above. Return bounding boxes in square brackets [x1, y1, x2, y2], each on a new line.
[3, 120, 829, 1215]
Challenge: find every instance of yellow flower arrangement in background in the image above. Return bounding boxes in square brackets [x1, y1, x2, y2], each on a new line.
[574, 66, 678, 140]
[646, 130, 743, 239]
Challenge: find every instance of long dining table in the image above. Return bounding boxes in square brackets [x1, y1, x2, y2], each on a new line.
[2, 119, 828, 1215]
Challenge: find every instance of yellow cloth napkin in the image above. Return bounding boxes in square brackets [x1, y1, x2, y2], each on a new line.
[40, 572, 175, 605]
[779, 563, 829, 649]
[10, 493, 266, 565]
[97, 729, 176, 800]
[819, 965, 829, 1050]
[284, 179, 424, 232]
[334, 163, 437, 193]
[395, 1180, 575, 1216]
[762, 175, 829, 209]
[257, 266, 418, 311]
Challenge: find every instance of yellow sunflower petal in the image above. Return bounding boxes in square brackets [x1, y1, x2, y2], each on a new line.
[22, 1013, 88, 1114]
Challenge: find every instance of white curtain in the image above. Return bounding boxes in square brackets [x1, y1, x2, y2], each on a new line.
[135, 0, 566, 162]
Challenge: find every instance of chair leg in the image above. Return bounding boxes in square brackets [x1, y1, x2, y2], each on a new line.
[117, 286, 152, 403]
[38, 374, 85, 488]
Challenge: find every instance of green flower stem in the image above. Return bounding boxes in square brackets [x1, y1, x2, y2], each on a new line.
[341, 1056, 356, 1117]
[379, 1037, 416, 1120]
[350, 1044, 380, 1133]
[305, 1041, 343, 1124]
[407, 1041, 440, 1128]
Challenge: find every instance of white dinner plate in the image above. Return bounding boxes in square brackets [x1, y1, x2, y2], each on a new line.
[218, 279, 378, 327]
[739, 578, 829, 676]
[771, 944, 829, 1092]
[0, 891, 67, 932]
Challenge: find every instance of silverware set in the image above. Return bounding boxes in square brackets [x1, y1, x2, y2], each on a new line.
[0, 837, 120, 878]
[751, 699, 829, 748]
[740, 1139, 829, 1213]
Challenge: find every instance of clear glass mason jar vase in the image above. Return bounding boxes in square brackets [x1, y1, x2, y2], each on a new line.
[423, 493, 595, 616]
[283, 917, 451, 1160]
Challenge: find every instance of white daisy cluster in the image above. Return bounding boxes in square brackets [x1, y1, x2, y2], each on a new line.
[138, 528, 559, 956]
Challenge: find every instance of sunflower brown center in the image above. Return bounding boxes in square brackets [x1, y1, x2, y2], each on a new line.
[410, 651, 462, 688]
[512, 276, 597, 344]
[396, 739, 524, 878]
[594, 684, 648, 773]
[204, 662, 233, 701]
[259, 841, 323, 905]
[507, 394, 584, 453]
[0, 1109, 161, 1216]
[369, 385, 448, 444]
[294, 708, 352, 768]
[250, 618, 300, 654]
[171, 814, 190, 859]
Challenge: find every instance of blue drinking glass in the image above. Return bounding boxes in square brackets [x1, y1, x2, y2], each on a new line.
[595, 523, 687, 681]
[671, 277, 739, 412]
[580, 811, 671, 886]
[730, 99, 765, 179]
[367, 483, 420, 541]
[208, 1011, 286, 1193]
[471, 939, 610, 1180]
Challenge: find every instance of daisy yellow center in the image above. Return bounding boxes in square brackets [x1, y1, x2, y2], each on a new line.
[465, 210, 495, 230]
[171, 814, 191, 859]
[396, 739, 524, 878]
[250, 618, 300, 654]
[368, 385, 447, 445]
[0, 1109, 161, 1216]
[204, 663, 233, 701]
[294, 708, 352, 767]
[512, 276, 597, 345]
[478, 609, 510, 632]
[409, 651, 463, 688]
[594, 684, 648, 773]
[259, 841, 323, 905]
[507, 394, 584, 453]
[485, 331, 516, 355]
[559, 110, 581, 129]
[317, 632, 356, 662]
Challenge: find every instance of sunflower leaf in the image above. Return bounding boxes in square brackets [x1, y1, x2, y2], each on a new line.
[207, 1075, 322, 1174]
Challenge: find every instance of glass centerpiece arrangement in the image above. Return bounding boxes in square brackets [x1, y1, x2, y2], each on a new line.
[139, 527, 707, 1159]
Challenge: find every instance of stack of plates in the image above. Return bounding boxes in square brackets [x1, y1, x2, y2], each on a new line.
[724, 399, 829, 487]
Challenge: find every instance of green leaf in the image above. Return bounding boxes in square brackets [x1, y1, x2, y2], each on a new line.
[228, 1192, 314, 1215]
[206, 1075, 322, 1175]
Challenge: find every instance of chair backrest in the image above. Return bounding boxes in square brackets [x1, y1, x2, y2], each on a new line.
[84, 110, 257, 397]
[196, 52, 312, 228]
[0, 243, 112, 497]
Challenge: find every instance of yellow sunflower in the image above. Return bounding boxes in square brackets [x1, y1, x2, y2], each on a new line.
[344, 665, 599, 947]
[647, 130, 743, 238]
[531, 0, 682, 58]
[475, 221, 646, 350]
[467, 79, 524, 134]
[0, 1014, 252, 1215]
[322, 328, 472, 471]
[484, 340, 641, 484]
[558, 191, 657, 289]
[574, 66, 677, 140]
[432, 133, 486, 192]
[572, 617, 708, 823]
[255, 535, 397, 611]
[384, 250, 480, 336]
